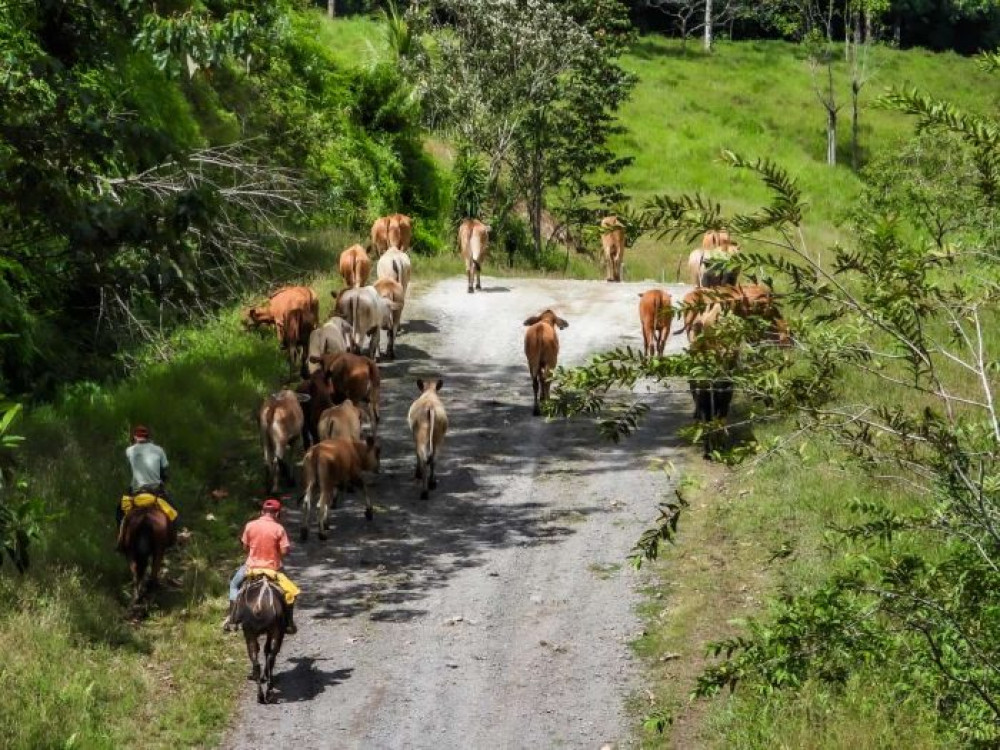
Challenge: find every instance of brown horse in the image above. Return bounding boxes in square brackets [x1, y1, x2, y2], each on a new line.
[121, 505, 171, 605]
[236, 576, 287, 704]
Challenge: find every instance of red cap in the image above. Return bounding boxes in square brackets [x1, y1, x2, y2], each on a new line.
[132, 425, 150, 440]
[262, 498, 282, 513]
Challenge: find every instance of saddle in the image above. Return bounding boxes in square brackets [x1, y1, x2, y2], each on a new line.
[245, 568, 300, 605]
[120, 492, 178, 522]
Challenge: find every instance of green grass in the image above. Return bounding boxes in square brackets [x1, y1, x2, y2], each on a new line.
[0, 284, 321, 747]
[615, 37, 997, 281]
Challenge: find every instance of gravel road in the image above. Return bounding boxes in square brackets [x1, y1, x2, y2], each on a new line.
[224, 276, 692, 750]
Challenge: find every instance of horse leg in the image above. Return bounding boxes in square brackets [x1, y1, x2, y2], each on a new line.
[245, 633, 261, 683]
[148, 548, 163, 592]
[130, 559, 142, 605]
[428, 454, 437, 491]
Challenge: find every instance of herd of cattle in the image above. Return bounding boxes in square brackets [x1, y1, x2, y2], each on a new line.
[243, 215, 792, 539]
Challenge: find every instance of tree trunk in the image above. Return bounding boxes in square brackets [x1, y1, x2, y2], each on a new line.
[703, 0, 713, 52]
[327, 0, 335, 18]
[851, 80, 860, 170]
[530, 192, 543, 261]
[827, 108, 837, 166]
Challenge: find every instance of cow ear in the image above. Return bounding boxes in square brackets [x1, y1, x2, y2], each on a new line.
[556, 318, 569, 330]
[416, 378, 424, 392]
[435, 379, 444, 392]
[523, 316, 539, 327]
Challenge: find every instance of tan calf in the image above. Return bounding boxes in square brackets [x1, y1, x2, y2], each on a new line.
[259, 390, 305, 493]
[317, 399, 364, 442]
[458, 219, 490, 293]
[300, 437, 381, 541]
[373, 278, 404, 359]
[523, 310, 569, 416]
[600, 215, 626, 282]
[638, 289, 674, 357]
[339, 244, 371, 289]
[407, 379, 448, 500]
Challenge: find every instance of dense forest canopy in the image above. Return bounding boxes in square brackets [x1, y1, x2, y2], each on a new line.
[0, 0, 440, 396]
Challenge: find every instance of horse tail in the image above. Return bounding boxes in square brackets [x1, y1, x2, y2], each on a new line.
[353, 255, 363, 289]
[392, 258, 402, 284]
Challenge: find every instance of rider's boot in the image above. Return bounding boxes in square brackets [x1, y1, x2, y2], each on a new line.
[221, 601, 239, 633]
[285, 603, 298, 635]
[115, 520, 126, 553]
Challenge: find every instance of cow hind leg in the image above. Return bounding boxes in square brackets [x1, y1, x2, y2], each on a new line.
[318, 487, 332, 541]
[300, 480, 314, 541]
[428, 454, 437, 490]
[362, 480, 374, 521]
[531, 373, 541, 417]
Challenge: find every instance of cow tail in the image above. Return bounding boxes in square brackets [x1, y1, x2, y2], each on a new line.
[351, 292, 359, 351]
[427, 407, 435, 462]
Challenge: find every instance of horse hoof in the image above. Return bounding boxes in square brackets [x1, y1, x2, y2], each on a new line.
[429, 478, 438, 490]
[318, 531, 328, 541]
[364, 508, 374, 521]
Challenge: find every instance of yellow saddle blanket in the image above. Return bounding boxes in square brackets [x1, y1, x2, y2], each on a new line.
[246, 568, 300, 605]
[120, 493, 178, 522]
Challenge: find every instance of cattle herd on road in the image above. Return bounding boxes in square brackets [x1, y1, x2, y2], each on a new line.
[244, 214, 792, 537]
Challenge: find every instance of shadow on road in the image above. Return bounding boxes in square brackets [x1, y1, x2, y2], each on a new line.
[273, 658, 354, 703]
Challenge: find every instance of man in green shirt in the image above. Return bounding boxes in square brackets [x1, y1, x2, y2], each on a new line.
[117, 425, 179, 549]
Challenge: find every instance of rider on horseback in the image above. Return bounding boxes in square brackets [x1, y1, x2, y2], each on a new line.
[222, 498, 300, 634]
[117, 425, 179, 552]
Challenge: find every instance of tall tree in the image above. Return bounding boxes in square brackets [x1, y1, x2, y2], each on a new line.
[409, 0, 635, 259]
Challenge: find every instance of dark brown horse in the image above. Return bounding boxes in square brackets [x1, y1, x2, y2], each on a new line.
[236, 576, 287, 703]
[121, 505, 171, 605]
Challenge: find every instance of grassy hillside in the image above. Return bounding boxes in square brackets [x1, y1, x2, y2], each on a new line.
[317, 16, 996, 283]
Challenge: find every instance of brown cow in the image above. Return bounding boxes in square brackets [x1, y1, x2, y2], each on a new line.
[458, 219, 490, 293]
[244, 286, 320, 378]
[310, 352, 381, 435]
[339, 244, 371, 289]
[407, 379, 448, 500]
[523, 309, 569, 416]
[296, 368, 335, 449]
[675, 285, 791, 346]
[389, 213, 412, 252]
[300, 437, 381, 540]
[259, 390, 306, 493]
[373, 278, 404, 359]
[601, 215, 626, 283]
[371, 214, 412, 256]
[638, 289, 674, 358]
[317, 399, 364, 443]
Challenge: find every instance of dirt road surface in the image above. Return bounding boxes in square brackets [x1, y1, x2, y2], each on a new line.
[225, 276, 692, 750]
